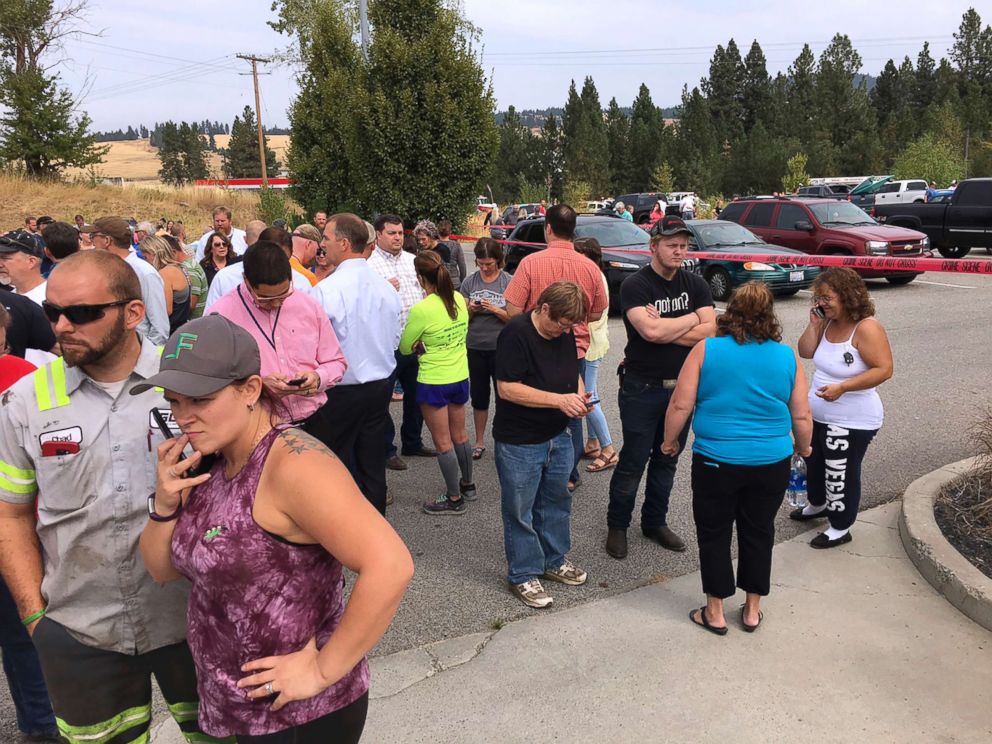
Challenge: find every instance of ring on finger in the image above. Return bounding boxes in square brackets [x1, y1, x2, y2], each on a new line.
[265, 682, 274, 696]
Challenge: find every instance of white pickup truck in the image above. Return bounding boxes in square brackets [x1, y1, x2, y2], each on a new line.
[873, 179, 929, 205]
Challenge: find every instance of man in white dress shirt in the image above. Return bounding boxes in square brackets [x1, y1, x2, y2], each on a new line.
[192, 206, 248, 261]
[0, 233, 47, 305]
[311, 213, 401, 515]
[90, 217, 169, 345]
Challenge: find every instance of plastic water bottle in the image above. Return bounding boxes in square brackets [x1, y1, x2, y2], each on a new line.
[787, 454, 808, 508]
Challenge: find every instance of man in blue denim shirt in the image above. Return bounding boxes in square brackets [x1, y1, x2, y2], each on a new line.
[605, 216, 716, 559]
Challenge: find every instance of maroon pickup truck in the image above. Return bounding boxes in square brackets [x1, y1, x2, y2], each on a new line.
[718, 197, 928, 284]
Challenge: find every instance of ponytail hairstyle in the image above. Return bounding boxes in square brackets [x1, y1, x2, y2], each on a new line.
[414, 250, 457, 320]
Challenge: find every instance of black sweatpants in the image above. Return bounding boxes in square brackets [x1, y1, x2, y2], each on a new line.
[321, 378, 392, 515]
[691, 453, 790, 599]
[467, 348, 498, 411]
[30, 617, 224, 743]
[805, 421, 878, 531]
[236, 692, 368, 744]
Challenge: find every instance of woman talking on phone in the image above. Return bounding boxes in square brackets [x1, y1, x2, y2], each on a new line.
[793, 268, 893, 549]
[138, 315, 413, 743]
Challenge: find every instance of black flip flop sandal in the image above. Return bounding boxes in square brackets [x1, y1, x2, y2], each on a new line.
[689, 606, 728, 636]
[740, 605, 763, 633]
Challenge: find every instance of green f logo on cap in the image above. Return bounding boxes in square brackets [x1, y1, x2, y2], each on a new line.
[164, 332, 198, 360]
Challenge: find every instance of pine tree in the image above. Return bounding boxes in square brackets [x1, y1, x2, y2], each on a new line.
[787, 45, 818, 163]
[672, 86, 720, 193]
[562, 76, 610, 195]
[538, 114, 564, 201]
[157, 121, 210, 186]
[181, 122, 209, 181]
[604, 97, 630, 194]
[741, 41, 771, 133]
[627, 84, 665, 193]
[914, 42, 938, 112]
[223, 105, 279, 179]
[491, 106, 535, 202]
[703, 40, 745, 148]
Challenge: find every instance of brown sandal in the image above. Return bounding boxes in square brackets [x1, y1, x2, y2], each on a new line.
[581, 445, 601, 461]
[586, 452, 619, 473]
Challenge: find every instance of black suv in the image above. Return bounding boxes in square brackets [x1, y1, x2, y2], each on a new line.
[504, 215, 698, 313]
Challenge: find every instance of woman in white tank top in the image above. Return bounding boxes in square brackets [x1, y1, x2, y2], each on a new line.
[793, 268, 893, 549]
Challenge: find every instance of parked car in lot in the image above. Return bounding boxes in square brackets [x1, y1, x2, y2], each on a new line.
[718, 197, 928, 285]
[873, 179, 929, 206]
[581, 200, 611, 213]
[503, 215, 697, 313]
[845, 175, 894, 211]
[684, 220, 820, 301]
[873, 177, 992, 258]
[796, 184, 851, 200]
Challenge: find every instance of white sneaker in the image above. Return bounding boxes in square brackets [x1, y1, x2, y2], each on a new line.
[510, 578, 553, 608]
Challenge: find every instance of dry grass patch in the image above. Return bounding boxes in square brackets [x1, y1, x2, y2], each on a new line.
[0, 174, 263, 234]
[935, 410, 992, 579]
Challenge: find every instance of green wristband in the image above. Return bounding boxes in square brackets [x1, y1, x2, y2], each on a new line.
[21, 608, 46, 626]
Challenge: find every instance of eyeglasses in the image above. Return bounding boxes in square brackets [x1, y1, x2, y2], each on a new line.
[812, 294, 836, 304]
[42, 300, 135, 325]
[248, 285, 293, 307]
[554, 318, 576, 331]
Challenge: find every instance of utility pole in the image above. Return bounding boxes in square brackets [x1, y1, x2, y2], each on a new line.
[359, 0, 370, 61]
[237, 53, 271, 189]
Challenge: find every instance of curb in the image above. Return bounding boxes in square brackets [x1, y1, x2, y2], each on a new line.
[899, 456, 992, 632]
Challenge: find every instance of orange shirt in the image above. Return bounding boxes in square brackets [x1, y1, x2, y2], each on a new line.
[503, 240, 609, 358]
[290, 256, 318, 286]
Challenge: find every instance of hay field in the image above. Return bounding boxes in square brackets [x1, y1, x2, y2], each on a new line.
[66, 135, 292, 184]
[1, 174, 264, 234]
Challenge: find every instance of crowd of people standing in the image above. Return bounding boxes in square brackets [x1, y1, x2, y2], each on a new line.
[0, 203, 893, 742]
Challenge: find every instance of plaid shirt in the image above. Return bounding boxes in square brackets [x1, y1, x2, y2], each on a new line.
[366, 246, 424, 330]
[503, 240, 609, 358]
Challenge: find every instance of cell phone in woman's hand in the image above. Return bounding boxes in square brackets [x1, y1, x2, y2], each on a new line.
[813, 306, 826, 319]
[287, 377, 307, 386]
[151, 408, 216, 477]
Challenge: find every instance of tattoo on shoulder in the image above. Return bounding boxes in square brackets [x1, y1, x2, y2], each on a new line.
[278, 429, 337, 460]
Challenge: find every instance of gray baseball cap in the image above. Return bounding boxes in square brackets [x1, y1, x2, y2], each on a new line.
[131, 315, 261, 397]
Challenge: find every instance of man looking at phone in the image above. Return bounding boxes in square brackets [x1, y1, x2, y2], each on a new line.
[209, 241, 346, 446]
[0, 251, 219, 743]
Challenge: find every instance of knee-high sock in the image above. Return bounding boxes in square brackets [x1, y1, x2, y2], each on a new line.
[454, 441, 473, 484]
[438, 449, 461, 498]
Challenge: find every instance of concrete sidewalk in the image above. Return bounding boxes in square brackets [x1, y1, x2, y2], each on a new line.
[152, 502, 992, 743]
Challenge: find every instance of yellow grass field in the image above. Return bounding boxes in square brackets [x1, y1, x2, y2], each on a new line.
[0, 174, 264, 235]
[66, 135, 292, 184]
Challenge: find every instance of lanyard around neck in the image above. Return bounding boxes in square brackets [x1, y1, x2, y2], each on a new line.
[236, 285, 282, 351]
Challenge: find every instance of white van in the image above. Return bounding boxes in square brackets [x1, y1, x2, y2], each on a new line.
[873, 179, 928, 205]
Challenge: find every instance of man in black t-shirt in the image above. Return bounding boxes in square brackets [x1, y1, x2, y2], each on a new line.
[605, 216, 716, 560]
[0, 287, 56, 359]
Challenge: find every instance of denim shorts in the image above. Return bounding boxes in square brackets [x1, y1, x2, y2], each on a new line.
[417, 379, 470, 407]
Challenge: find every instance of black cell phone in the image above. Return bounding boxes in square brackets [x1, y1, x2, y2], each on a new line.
[587, 398, 601, 408]
[813, 306, 826, 319]
[151, 408, 215, 477]
[287, 377, 306, 386]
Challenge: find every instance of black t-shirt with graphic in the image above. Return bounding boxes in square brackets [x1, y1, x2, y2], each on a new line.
[620, 266, 713, 380]
[493, 312, 578, 445]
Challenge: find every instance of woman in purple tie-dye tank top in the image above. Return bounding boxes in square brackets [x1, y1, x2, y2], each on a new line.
[137, 316, 413, 743]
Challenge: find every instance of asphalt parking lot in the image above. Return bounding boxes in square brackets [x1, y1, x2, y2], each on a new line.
[374, 258, 992, 655]
[1, 258, 990, 739]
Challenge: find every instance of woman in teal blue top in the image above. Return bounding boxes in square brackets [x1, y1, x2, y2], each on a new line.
[662, 282, 812, 635]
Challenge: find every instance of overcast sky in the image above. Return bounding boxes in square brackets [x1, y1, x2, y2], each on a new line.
[61, 0, 980, 131]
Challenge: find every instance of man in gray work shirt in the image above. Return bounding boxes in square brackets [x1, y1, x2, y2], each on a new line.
[0, 251, 222, 743]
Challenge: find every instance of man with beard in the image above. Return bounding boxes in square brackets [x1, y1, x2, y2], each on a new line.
[0, 251, 221, 744]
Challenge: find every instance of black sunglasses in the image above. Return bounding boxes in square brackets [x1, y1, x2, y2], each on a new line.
[42, 300, 135, 325]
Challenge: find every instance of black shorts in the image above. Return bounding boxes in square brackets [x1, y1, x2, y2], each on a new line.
[31, 617, 224, 743]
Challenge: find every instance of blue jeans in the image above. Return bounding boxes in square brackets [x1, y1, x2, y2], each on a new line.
[0, 580, 56, 736]
[583, 358, 612, 448]
[606, 376, 691, 530]
[496, 431, 574, 585]
[568, 358, 587, 484]
[384, 350, 424, 456]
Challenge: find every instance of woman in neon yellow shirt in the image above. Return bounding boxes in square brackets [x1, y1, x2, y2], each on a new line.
[400, 251, 473, 515]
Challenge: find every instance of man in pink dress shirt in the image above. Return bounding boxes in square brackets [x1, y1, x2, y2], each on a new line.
[210, 240, 347, 446]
